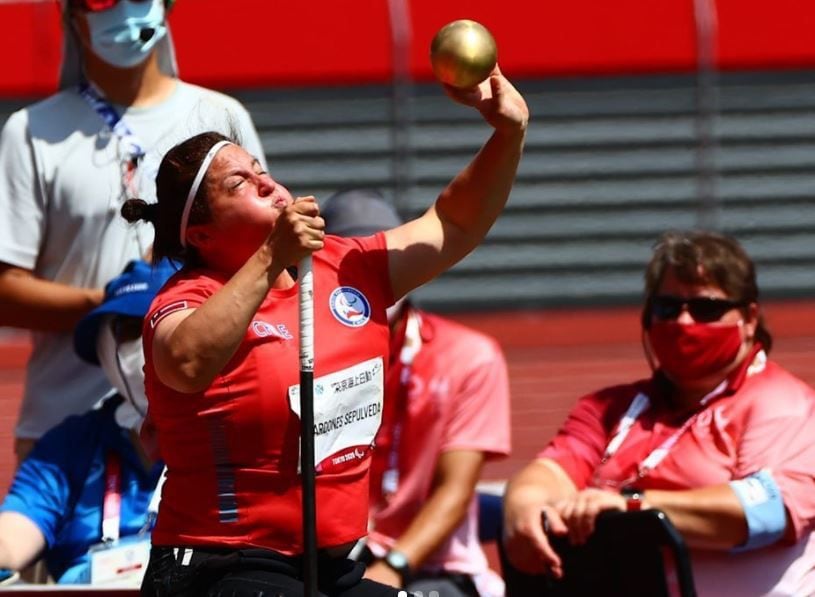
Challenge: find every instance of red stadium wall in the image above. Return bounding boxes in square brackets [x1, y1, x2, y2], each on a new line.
[1, 0, 815, 96]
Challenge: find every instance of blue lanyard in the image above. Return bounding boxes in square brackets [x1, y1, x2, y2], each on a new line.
[78, 82, 145, 164]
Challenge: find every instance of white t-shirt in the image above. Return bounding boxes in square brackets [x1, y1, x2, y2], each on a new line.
[0, 80, 266, 439]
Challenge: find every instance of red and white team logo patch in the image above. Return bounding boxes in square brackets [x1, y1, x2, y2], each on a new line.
[149, 300, 189, 329]
[329, 287, 371, 328]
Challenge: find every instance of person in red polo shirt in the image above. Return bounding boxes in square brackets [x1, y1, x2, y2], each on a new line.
[503, 230, 815, 596]
[322, 190, 511, 597]
[122, 65, 529, 596]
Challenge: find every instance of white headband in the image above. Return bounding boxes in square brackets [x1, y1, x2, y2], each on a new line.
[179, 140, 233, 249]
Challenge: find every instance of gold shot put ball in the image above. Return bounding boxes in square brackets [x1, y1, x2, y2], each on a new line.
[430, 19, 498, 89]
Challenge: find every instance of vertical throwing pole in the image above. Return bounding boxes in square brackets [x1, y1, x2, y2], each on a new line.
[299, 256, 318, 596]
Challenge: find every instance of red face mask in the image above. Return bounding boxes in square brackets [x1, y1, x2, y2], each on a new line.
[647, 320, 743, 382]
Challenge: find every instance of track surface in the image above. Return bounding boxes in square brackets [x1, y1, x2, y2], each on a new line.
[1, 302, 813, 495]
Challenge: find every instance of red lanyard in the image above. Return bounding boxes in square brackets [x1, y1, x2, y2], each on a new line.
[380, 310, 422, 497]
[101, 453, 122, 543]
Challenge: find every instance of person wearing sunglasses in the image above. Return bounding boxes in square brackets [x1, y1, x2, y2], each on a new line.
[0, 0, 265, 464]
[0, 259, 174, 585]
[503, 230, 815, 596]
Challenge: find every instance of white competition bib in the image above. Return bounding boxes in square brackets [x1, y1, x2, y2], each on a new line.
[289, 357, 384, 473]
[89, 535, 151, 586]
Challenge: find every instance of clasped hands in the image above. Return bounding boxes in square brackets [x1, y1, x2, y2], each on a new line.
[505, 488, 629, 579]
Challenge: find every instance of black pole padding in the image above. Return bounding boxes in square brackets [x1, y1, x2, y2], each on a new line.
[300, 369, 318, 597]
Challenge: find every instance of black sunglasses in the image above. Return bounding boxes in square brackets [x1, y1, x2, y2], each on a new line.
[650, 295, 745, 323]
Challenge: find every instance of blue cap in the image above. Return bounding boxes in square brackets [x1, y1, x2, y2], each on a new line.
[74, 259, 178, 365]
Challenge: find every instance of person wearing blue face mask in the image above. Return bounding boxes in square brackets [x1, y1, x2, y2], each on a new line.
[0, 0, 267, 463]
[82, 0, 170, 69]
[0, 259, 174, 586]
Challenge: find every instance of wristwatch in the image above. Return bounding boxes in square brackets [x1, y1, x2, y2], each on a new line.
[621, 486, 644, 511]
[383, 549, 413, 584]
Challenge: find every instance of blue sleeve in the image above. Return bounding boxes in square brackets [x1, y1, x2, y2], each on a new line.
[730, 469, 788, 552]
[0, 417, 90, 547]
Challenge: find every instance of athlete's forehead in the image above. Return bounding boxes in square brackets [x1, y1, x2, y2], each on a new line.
[209, 145, 263, 174]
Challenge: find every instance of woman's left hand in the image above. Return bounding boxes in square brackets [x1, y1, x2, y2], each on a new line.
[555, 488, 627, 546]
[442, 64, 529, 135]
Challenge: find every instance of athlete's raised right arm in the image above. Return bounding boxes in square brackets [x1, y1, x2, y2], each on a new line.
[383, 66, 528, 301]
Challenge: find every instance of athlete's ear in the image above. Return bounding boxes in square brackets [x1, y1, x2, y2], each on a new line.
[185, 225, 210, 250]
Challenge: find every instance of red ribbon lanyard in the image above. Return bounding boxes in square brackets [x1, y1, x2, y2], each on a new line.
[380, 310, 423, 498]
[101, 452, 122, 543]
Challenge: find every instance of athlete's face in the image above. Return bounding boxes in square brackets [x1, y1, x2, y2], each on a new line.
[195, 144, 294, 259]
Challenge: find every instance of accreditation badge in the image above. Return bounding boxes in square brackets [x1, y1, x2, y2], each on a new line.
[289, 356, 384, 473]
[88, 534, 151, 586]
